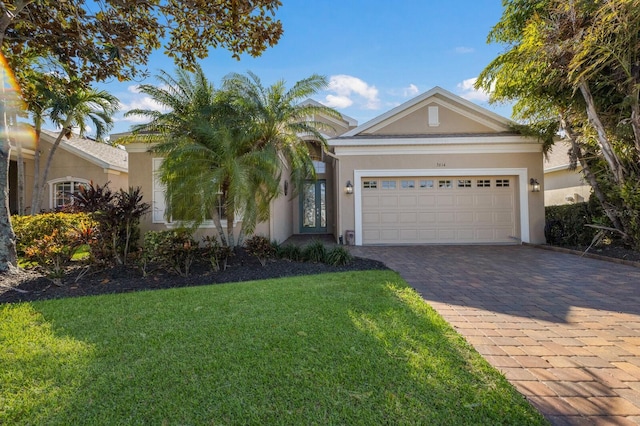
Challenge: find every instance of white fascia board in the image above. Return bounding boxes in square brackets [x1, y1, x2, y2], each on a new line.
[330, 135, 534, 147]
[125, 142, 156, 153]
[352, 168, 531, 246]
[334, 143, 541, 155]
[544, 164, 578, 173]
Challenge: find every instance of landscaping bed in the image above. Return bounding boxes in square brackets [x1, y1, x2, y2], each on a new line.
[0, 249, 388, 304]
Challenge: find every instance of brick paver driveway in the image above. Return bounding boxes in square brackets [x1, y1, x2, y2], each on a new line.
[349, 245, 640, 425]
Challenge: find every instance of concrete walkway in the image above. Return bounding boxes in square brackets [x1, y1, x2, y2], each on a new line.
[349, 245, 640, 425]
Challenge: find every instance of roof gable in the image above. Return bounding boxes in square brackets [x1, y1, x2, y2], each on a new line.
[342, 86, 512, 137]
[40, 129, 128, 173]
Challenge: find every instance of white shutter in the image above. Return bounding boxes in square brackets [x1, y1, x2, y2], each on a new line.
[152, 158, 166, 223]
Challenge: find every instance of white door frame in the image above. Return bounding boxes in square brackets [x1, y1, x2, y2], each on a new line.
[353, 168, 530, 246]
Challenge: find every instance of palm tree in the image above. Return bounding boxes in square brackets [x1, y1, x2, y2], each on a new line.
[128, 67, 340, 247]
[31, 81, 120, 213]
[127, 67, 280, 247]
[222, 71, 341, 193]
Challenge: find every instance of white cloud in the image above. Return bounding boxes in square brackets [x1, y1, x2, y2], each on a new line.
[325, 75, 380, 110]
[457, 78, 490, 102]
[455, 46, 475, 54]
[402, 84, 419, 97]
[324, 94, 353, 108]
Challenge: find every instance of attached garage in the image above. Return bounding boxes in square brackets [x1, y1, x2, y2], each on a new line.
[360, 175, 518, 244]
[331, 86, 546, 246]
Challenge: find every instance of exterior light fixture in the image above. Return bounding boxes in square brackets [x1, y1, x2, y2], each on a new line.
[529, 178, 540, 193]
[345, 180, 353, 194]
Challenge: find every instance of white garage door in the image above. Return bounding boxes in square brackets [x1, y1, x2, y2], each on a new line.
[361, 176, 518, 244]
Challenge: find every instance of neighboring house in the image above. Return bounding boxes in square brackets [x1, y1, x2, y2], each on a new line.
[543, 140, 591, 206]
[125, 87, 546, 246]
[8, 128, 129, 214]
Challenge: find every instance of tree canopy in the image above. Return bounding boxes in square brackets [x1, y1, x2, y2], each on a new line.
[477, 0, 640, 247]
[127, 67, 338, 247]
[0, 0, 284, 272]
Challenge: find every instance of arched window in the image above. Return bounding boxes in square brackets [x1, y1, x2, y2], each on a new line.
[48, 178, 90, 210]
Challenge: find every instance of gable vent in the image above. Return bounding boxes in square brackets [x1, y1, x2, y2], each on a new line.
[428, 106, 439, 127]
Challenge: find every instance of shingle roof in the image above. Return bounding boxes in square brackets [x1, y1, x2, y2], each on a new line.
[544, 141, 573, 171]
[41, 129, 128, 173]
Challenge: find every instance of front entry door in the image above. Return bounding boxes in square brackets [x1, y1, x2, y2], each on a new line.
[300, 180, 327, 233]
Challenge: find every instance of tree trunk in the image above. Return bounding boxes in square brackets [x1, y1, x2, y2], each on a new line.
[226, 208, 235, 248]
[29, 126, 42, 214]
[560, 115, 626, 233]
[33, 119, 73, 213]
[0, 139, 17, 272]
[629, 88, 640, 155]
[578, 79, 627, 183]
[12, 112, 25, 215]
[211, 206, 228, 247]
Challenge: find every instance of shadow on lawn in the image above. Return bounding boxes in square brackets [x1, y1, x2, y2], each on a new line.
[1, 273, 546, 425]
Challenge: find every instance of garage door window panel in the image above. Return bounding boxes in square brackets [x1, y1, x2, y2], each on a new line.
[420, 180, 434, 189]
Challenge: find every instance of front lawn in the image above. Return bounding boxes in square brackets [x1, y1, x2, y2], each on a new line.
[0, 270, 547, 425]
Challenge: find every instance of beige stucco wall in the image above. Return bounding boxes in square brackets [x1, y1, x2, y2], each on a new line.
[370, 102, 498, 135]
[544, 168, 591, 206]
[12, 139, 128, 213]
[128, 147, 291, 243]
[334, 151, 546, 244]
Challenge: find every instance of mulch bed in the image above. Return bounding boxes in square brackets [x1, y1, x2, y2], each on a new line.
[0, 249, 389, 304]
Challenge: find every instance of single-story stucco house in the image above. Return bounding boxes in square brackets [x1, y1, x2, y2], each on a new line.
[8, 128, 129, 214]
[123, 87, 546, 246]
[543, 140, 591, 206]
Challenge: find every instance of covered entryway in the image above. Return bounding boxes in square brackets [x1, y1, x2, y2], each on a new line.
[360, 175, 518, 244]
[299, 179, 327, 233]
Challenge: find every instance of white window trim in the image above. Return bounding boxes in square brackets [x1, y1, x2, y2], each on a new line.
[48, 177, 90, 210]
[353, 168, 530, 246]
[152, 158, 241, 228]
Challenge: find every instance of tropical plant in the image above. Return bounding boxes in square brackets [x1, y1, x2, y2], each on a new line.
[142, 230, 198, 277]
[244, 235, 275, 266]
[127, 67, 339, 248]
[302, 239, 327, 263]
[0, 0, 284, 273]
[30, 83, 120, 214]
[276, 243, 303, 262]
[202, 236, 233, 271]
[222, 71, 341, 194]
[325, 246, 353, 266]
[476, 0, 640, 247]
[68, 182, 150, 265]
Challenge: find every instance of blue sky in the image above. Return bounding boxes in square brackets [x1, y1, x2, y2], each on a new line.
[95, 1, 511, 136]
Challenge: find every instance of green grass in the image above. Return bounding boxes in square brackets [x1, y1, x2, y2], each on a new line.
[0, 271, 548, 425]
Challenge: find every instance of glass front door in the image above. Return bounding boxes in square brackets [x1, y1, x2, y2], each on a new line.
[300, 180, 327, 233]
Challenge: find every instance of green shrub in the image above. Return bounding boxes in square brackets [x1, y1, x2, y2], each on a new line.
[69, 183, 150, 265]
[244, 235, 275, 266]
[545, 201, 604, 247]
[12, 213, 97, 283]
[277, 243, 303, 262]
[302, 239, 327, 263]
[202, 236, 233, 271]
[325, 246, 353, 266]
[142, 230, 198, 277]
[12, 212, 96, 255]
